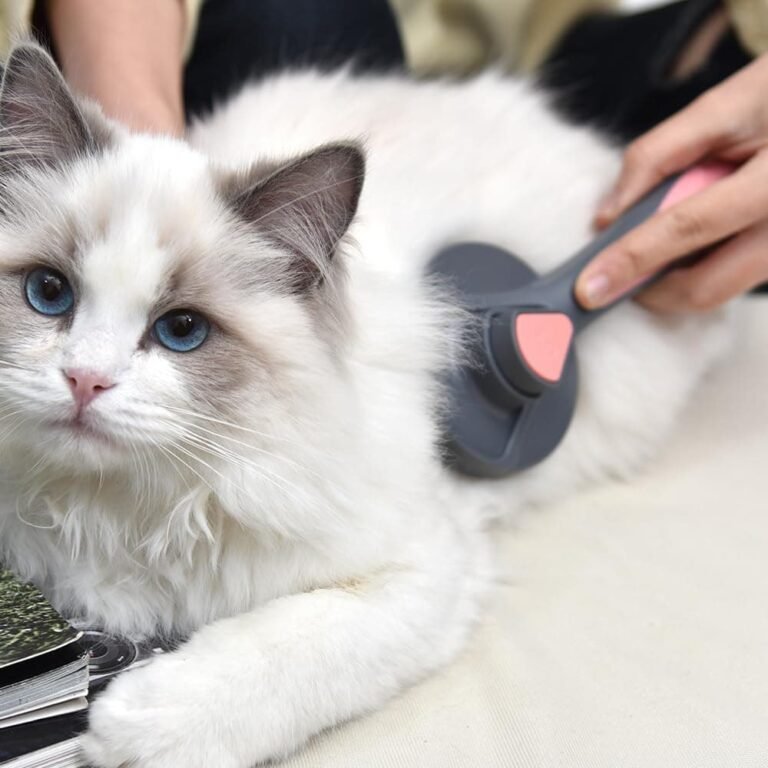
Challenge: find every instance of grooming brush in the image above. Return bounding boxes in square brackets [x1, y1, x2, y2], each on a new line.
[428, 162, 733, 478]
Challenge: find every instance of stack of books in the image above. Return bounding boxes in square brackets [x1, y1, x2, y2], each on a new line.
[0, 569, 176, 767]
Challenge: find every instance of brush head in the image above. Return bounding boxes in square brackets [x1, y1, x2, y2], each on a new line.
[429, 243, 578, 478]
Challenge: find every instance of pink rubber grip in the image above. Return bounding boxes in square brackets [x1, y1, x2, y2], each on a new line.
[659, 161, 735, 211]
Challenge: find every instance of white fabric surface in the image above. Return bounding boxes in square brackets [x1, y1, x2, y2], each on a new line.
[281, 297, 768, 767]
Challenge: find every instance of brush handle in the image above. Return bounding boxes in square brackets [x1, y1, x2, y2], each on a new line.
[549, 161, 735, 331]
[455, 162, 735, 318]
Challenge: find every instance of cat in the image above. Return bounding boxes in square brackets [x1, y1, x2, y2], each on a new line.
[0, 43, 731, 768]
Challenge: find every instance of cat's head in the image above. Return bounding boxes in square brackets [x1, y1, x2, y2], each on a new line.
[0, 44, 364, 478]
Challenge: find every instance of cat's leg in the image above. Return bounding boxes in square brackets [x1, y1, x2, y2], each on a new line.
[81, 529, 487, 768]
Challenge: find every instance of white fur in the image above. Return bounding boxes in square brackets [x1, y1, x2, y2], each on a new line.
[0, 68, 731, 768]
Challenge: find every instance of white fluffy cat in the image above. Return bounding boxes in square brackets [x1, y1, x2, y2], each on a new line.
[0, 44, 730, 767]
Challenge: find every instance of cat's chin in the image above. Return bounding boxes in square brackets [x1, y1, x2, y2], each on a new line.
[51, 417, 114, 443]
[41, 419, 129, 470]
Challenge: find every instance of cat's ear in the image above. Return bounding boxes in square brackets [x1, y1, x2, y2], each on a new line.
[229, 144, 365, 293]
[0, 43, 98, 174]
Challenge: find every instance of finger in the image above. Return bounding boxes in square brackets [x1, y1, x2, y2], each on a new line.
[595, 89, 747, 228]
[636, 218, 768, 313]
[577, 153, 768, 308]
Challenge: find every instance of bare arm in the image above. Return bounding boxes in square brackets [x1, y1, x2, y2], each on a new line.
[46, 0, 186, 136]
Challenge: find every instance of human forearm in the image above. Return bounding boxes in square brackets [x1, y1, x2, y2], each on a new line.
[46, 0, 185, 136]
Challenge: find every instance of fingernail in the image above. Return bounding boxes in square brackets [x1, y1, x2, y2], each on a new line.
[582, 272, 611, 307]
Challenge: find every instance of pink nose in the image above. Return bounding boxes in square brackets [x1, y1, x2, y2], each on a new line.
[63, 368, 115, 410]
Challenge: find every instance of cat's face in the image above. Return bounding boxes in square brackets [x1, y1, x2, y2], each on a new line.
[0, 45, 363, 476]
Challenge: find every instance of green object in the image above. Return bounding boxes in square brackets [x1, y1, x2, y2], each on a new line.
[0, 568, 79, 669]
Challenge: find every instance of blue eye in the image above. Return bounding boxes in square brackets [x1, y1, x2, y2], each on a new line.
[154, 310, 210, 352]
[25, 268, 75, 316]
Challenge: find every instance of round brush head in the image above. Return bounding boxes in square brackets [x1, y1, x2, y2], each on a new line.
[429, 243, 578, 478]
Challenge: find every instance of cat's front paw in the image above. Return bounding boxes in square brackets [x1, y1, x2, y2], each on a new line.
[81, 654, 243, 768]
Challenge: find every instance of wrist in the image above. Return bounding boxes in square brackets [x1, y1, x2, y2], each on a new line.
[100, 93, 185, 137]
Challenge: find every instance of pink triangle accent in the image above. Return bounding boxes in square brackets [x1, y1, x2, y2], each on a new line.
[514, 312, 574, 383]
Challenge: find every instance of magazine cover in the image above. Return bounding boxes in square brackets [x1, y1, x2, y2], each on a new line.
[0, 569, 88, 766]
[0, 569, 82, 669]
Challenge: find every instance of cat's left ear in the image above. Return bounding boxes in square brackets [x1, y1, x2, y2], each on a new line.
[0, 43, 98, 175]
[228, 144, 365, 293]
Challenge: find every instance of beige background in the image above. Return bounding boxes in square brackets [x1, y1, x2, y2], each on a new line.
[282, 298, 768, 767]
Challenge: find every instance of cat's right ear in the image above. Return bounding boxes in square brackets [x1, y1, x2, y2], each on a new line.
[223, 144, 365, 294]
[0, 43, 98, 176]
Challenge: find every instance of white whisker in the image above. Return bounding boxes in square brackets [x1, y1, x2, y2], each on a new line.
[169, 416, 326, 481]
[161, 404, 305, 447]
[171, 428, 341, 524]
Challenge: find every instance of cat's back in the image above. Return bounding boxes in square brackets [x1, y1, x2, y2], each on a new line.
[189, 68, 734, 519]
[189, 69, 619, 271]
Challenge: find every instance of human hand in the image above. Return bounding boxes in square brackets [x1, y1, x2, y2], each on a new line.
[575, 54, 768, 313]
